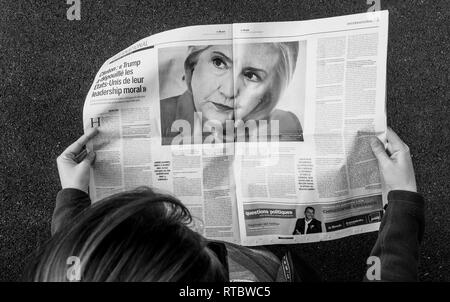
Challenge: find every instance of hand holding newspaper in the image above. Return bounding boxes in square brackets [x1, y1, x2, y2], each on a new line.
[83, 11, 389, 245]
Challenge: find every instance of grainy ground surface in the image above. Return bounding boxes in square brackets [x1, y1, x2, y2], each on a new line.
[0, 0, 449, 281]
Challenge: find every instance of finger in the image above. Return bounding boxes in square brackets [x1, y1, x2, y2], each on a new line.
[62, 128, 99, 156]
[73, 149, 88, 163]
[79, 150, 96, 167]
[386, 127, 408, 154]
[370, 136, 390, 164]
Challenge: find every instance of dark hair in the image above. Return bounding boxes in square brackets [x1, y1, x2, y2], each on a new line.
[304, 206, 315, 214]
[26, 187, 228, 282]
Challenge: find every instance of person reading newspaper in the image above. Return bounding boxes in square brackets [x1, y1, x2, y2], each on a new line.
[83, 12, 391, 245]
[26, 127, 424, 281]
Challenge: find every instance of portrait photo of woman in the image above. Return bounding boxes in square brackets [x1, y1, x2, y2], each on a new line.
[159, 41, 305, 145]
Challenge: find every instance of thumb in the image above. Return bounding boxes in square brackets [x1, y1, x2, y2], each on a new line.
[370, 136, 390, 164]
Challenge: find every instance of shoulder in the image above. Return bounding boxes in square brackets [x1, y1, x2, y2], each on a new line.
[160, 94, 183, 134]
[160, 94, 181, 112]
[52, 189, 91, 235]
[270, 109, 302, 133]
[160, 91, 194, 121]
[224, 242, 280, 282]
[224, 242, 278, 262]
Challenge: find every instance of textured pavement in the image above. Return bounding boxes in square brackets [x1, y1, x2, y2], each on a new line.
[0, 0, 449, 281]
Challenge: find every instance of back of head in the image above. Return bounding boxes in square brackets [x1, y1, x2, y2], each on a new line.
[26, 187, 228, 282]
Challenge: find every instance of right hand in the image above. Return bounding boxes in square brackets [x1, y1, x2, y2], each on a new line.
[370, 128, 417, 193]
[56, 128, 99, 193]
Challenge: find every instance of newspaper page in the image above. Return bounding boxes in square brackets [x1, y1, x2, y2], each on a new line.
[233, 11, 389, 245]
[83, 11, 389, 246]
[83, 24, 242, 244]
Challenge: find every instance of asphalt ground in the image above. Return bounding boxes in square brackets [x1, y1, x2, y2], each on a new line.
[0, 0, 449, 281]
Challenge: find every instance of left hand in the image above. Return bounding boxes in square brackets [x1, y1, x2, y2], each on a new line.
[56, 128, 99, 193]
[370, 128, 417, 193]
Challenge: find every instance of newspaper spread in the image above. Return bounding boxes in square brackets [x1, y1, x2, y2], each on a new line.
[83, 11, 389, 246]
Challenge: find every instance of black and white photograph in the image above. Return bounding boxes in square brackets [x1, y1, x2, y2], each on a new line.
[0, 0, 449, 290]
[159, 41, 306, 145]
[292, 206, 323, 235]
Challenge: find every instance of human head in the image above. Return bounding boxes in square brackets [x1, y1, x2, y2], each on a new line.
[304, 207, 315, 221]
[26, 188, 228, 281]
[184, 42, 298, 125]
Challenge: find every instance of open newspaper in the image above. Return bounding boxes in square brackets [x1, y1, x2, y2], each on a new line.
[83, 11, 389, 246]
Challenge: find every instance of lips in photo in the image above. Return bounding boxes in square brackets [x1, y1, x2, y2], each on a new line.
[205, 91, 235, 112]
[211, 101, 234, 111]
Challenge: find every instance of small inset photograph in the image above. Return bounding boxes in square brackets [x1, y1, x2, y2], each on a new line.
[292, 206, 323, 235]
[243, 203, 323, 237]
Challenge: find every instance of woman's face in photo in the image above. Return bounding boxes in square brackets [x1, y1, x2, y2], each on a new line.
[234, 43, 282, 121]
[190, 43, 282, 125]
[190, 45, 235, 126]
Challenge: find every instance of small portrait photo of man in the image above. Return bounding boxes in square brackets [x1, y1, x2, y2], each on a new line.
[292, 206, 322, 235]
